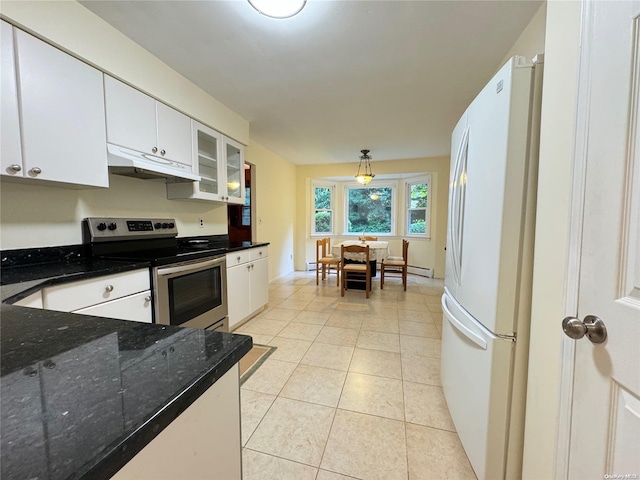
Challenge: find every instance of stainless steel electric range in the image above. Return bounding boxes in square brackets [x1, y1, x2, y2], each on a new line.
[84, 217, 228, 331]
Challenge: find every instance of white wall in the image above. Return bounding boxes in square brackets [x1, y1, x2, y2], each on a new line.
[0, 176, 228, 248]
[522, 1, 582, 478]
[246, 140, 297, 280]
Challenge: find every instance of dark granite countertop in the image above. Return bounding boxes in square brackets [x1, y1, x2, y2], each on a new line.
[0, 304, 252, 480]
[0, 259, 152, 303]
[0, 239, 265, 479]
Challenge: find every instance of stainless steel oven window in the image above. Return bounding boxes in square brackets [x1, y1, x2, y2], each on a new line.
[168, 267, 222, 325]
[154, 256, 228, 329]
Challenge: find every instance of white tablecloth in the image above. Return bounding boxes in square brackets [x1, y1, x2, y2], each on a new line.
[331, 241, 389, 262]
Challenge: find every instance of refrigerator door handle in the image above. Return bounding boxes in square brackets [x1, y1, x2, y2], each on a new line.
[441, 293, 489, 349]
[449, 125, 470, 285]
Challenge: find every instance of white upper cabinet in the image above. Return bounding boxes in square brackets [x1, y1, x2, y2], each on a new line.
[224, 136, 245, 205]
[2, 26, 108, 187]
[156, 102, 192, 166]
[103, 76, 156, 155]
[1, 20, 22, 177]
[166, 120, 245, 204]
[104, 76, 192, 166]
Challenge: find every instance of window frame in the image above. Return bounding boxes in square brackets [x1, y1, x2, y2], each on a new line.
[405, 175, 432, 238]
[342, 181, 397, 237]
[311, 181, 336, 236]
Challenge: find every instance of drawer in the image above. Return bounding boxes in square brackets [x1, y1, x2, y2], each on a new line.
[73, 290, 153, 323]
[250, 247, 268, 261]
[43, 269, 150, 312]
[226, 250, 251, 267]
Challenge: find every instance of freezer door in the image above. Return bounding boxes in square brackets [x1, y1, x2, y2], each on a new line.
[454, 59, 534, 334]
[441, 289, 514, 480]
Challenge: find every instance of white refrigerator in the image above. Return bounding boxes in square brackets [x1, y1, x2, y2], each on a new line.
[441, 55, 543, 480]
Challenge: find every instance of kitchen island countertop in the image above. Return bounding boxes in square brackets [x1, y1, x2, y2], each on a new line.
[0, 240, 260, 479]
[0, 303, 252, 479]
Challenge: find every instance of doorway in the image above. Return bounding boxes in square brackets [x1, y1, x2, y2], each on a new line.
[228, 162, 254, 244]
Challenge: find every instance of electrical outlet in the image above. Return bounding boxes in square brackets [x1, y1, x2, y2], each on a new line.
[199, 218, 204, 228]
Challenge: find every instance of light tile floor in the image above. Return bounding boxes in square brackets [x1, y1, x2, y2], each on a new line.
[237, 271, 477, 480]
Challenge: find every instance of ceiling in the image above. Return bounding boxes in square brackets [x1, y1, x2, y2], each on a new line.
[80, 0, 543, 165]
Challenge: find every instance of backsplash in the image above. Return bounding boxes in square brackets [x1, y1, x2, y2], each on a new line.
[0, 174, 228, 250]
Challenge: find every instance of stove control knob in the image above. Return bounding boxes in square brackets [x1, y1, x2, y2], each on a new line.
[168, 222, 175, 228]
[97, 222, 107, 231]
[108, 223, 117, 231]
[162, 223, 169, 229]
[154, 222, 162, 229]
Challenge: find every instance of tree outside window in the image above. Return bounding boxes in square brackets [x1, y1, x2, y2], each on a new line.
[407, 176, 431, 237]
[312, 183, 334, 235]
[345, 185, 394, 235]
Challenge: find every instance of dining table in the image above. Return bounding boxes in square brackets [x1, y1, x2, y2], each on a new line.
[331, 240, 390, 263]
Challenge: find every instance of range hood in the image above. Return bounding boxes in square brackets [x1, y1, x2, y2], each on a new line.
[107, 144, 200, 182]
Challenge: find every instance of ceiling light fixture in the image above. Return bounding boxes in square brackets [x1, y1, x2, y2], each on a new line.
[355, 149, 375, 185]
[248, 0, 306, 18]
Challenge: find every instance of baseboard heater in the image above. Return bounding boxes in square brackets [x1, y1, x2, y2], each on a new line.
[407, 266, 433, 278]
[306, 262, 317, 271]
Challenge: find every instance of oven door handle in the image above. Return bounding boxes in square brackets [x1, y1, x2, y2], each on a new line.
[156, 256, 226, 277]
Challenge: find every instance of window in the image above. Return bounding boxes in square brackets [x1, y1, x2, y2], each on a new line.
[312, 182, 335, 235]
[406, 176, 431, 237]
[344, 183, 395, 235]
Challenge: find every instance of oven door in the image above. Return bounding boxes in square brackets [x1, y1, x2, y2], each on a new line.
[154, 256, 228, 330]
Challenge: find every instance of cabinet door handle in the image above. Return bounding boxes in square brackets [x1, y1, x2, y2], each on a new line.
[237, 256, 241, 262]
[30, 167, 42, 175]
[144, 296, 152, 302]
[9, 164, 21, 172]
[105, 285, 114, 292]
[160, 149, 166, 156]
[152, 147, 158, 153]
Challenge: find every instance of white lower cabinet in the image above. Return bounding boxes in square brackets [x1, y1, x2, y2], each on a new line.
[226, 247, 269, 330]
[12, 291, 43, 309]
[41, 269, 152, 323]
[73, 291, 152, 323]
[112, 365, 241, 480]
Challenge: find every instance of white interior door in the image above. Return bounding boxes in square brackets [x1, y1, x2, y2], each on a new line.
[566, 1, 640, 478]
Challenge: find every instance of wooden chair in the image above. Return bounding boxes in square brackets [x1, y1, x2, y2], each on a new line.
[316, 238, 340, 286]
[341, 244, 371, 298]
[381, 240, 409, 290]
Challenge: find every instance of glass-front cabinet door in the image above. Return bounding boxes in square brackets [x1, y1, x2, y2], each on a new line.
[166, 120, 246, 204]
[223, 136, 245, 205]
[194, 122, 223, 200]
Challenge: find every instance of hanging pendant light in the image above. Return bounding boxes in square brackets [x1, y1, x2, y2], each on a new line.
[355, 149, 375, 185]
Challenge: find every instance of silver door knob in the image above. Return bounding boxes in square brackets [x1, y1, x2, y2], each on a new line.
[105, 284, 114, 292]
[30, 167, 42, 175]
[160, 149, 166, 156]
[9, 164, 21, 172]
[562, 315, 607, 344]
[144, 296, 152, 302]
[152, 147, 158, 153]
